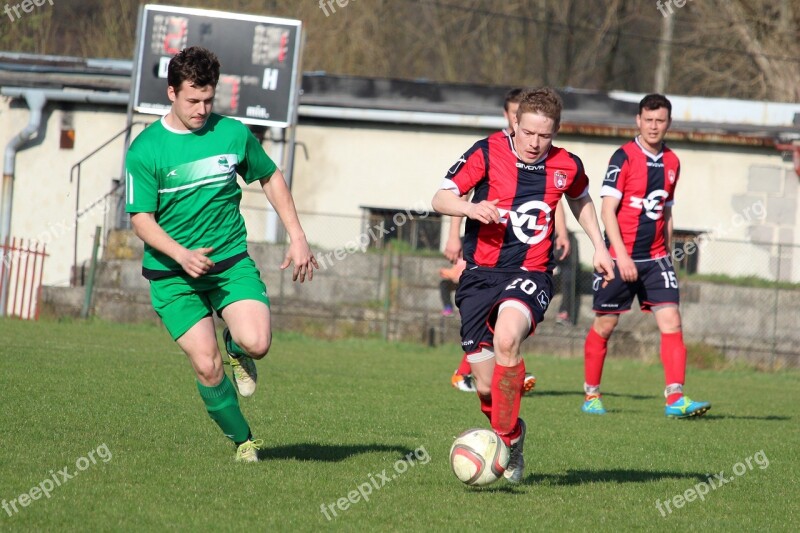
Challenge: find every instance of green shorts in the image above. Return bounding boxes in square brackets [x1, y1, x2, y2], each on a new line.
[149, 257, 270, 341]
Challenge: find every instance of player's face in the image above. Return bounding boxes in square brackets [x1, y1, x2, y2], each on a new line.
[167, 81, 215, 130]
[503, 101, 520, 132]
[636, 107, 671, 149]
[513, 112, 557, 163]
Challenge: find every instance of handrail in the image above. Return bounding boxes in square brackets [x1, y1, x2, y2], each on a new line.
[70, 121, 148, 286]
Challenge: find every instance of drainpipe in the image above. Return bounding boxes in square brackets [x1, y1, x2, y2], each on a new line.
[1, 89, 46, 316]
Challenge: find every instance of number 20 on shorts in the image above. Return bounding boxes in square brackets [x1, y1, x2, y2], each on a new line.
[505, 278, 537, 294]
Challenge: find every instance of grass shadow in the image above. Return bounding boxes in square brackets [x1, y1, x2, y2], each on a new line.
[699, 414, 790, 422]
[527, 469, 708, 486]
[532, 390, 658, 401]
[602, 392, 659, 400]
[529, 390, 584, 398]
[257, 443, 415, 462]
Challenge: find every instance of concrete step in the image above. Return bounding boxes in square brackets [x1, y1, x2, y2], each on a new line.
[40, 286, 158, 325]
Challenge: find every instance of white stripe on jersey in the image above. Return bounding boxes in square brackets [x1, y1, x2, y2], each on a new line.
[158, 175, 230, 194]
[127, 172, 134, 204]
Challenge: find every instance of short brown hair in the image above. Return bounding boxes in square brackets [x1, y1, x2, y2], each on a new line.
[167, 46, 221, 92]
[516, 87, 563, 130]
[503, 88, 524, 111]
[639, 93, 672, 118]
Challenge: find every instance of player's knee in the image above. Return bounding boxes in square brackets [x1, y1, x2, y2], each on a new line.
[195, 356, 224, 385]
[659, 322, 682, 334]
[494, 334, 519, 356]
[238, 331, 272, 359]
[593, 319, 617, 338]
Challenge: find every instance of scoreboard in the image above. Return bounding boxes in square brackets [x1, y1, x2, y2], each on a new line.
[131, 4, 302, 127]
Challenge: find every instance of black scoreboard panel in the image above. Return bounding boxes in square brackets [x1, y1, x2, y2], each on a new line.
[132, 4, 302, 127]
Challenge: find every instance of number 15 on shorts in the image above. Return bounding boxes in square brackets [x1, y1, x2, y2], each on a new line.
[661, 271, 678, 288]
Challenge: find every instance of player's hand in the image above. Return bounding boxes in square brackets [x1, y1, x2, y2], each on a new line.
[281, 236, 319, 283]
[444, 235, 462, 263]
[179, 247, 215, 278]
[593, 248, 615, 287]
[616, 254, 638, 282]
[555, 232, 571, 261]
[465, 199, 500, 224]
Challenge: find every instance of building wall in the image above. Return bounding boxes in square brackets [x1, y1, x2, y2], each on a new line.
[0, 98, 796, 287]
[0, 100, 146, 287]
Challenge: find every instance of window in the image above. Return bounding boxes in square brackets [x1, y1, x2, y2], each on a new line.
[361, 206, 441, 251]
[672, 230, 703, 275]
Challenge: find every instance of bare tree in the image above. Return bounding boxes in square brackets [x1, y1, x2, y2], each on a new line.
[0, 0, 797, 102]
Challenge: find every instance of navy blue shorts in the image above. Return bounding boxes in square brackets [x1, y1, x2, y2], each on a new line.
[592, 258, 679, 314]
[455, 268, 553, 353]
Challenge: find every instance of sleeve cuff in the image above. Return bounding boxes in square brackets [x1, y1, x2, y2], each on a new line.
[600, 185, 623, 199]
[439, 179, 461, 195]
[566, 185, 590, 200]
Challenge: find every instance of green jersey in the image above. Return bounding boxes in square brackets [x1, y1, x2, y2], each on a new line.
[125, 114, 277, 278]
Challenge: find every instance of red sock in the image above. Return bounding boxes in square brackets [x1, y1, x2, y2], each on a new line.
[456, 353, 472, 376]
[661, 331, 687, 404]
[491, 361, 525, 446]
[584, 327, 608, 390]
[478, 392, 492, 422]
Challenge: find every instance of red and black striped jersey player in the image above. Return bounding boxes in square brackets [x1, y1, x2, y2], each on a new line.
[432, 88, 614, 484]
[581, 93, 711, 419]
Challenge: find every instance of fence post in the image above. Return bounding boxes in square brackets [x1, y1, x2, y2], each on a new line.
[770, 243, 781, 370]
[81, 226, 102, 319]
[382, 242, 393, 341]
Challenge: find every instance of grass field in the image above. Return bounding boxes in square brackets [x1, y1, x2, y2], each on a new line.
[1, 318, 798, 531]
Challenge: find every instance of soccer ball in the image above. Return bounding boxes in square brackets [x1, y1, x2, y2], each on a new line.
[449, 428, 510, 487]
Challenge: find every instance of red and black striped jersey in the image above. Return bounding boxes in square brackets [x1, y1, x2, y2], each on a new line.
[601, 137, 679, 260]
[441, 131, 589, 272]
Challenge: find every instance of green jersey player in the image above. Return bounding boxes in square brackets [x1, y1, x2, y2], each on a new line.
[126, 46, 317, 462]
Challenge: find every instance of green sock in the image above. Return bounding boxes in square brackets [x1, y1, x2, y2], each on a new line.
[197, 374, 251, 444]
[224, 332, 248, 358]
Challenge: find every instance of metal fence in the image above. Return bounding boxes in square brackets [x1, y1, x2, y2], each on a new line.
[0, 237, 48, 320]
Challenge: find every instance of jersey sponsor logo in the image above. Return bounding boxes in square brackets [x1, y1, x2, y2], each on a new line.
[217, 156, 235, 173]
[668, 169, 676, 184]
[516, 162, 544, 171]
[605, 165, 621, 183]
[647, 161, 665, 168]
[166, 169, 178, 177]
[554, 170, 568, 190]
[629, 189, 669, 220]
[448, 156, 467, 175]
[497, 200, 552, 245]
